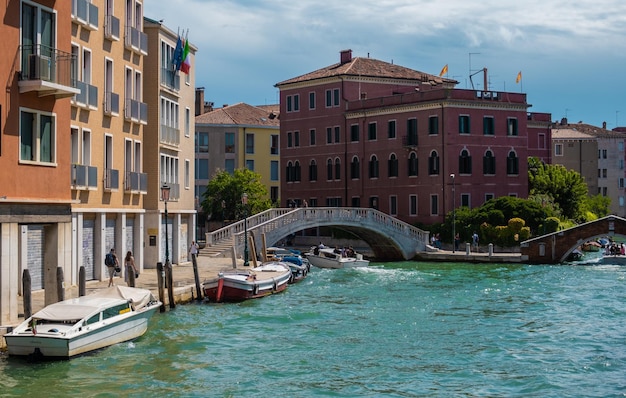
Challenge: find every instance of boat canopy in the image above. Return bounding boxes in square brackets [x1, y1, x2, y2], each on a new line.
[32, 286, 155, 321]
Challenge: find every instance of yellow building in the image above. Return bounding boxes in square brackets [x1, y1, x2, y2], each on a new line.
[70, 0, 149, 281]
[195, 102, 281, 212]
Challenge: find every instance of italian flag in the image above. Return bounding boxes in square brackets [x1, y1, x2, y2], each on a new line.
[180, 38, 191, 74]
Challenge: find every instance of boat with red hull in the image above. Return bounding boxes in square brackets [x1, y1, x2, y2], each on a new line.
[202, 262, 291, 303]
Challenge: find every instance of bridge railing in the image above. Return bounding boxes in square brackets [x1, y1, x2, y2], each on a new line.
[205, 208, 293, 246]
[226, 207, 429, 258]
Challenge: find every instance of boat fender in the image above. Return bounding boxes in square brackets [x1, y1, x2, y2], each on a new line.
[253, 284, 259, 295]
[289, 274, 294, 284]
[273, 279, 278, 292]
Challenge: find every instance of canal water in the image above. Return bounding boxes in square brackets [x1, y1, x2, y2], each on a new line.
[1, 259, 625, 397]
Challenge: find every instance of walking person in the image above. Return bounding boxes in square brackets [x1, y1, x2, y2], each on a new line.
[124, 251, 138, 286]
[472, 231, 479, 253]
[189, 240, 199, 262]
[105, 248, 119, 287]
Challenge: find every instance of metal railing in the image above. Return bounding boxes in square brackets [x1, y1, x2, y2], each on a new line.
[160, 124, 180, 146]
[124, 171, 148, 193]
[20, 44, 76, 88]
[71, 164, 98, 189]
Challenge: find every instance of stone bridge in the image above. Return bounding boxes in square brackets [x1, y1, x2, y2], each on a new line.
[520, 215, 626, 264]
[205, 207, 430, 261]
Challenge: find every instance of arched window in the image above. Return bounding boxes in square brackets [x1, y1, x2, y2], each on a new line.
[369, 155, 379, 178]
[408, 152, 418, 176]
[483, 150, 496, 175]
[285, 161, 293, 182]
[294, 160, 301, 181]
[507, 150, 519, 175]
[309, 160, 317, 181]
[388, 153, 398, 177]
[334, 158, 341, 180]
[326, 159, 333, 180]
[459, 149, 472, 174]
[428, 151, 439, 175]
[351, 156, 360, 179]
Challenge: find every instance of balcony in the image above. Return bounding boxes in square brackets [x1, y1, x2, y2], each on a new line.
[73, 81, 98, 109]
[72, 0, 98, 30]
[402, 134, 418, 148]
[19, 45, 80, 98]
[104, 168, 119, 191]
[124, 98, 148, 124]
[161, 67, 180, 92]
[104, 14, 120, 40]
[124, 171, 148, 193]
[104, 91, 119, 116]
[124, 26, 148, 55]
[71, 164, 98, 189]
[160, 124, 180, 146]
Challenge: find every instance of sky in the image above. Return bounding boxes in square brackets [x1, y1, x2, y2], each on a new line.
[145, 0, 626, 129]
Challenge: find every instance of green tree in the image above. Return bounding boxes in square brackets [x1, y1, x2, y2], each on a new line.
[528, 157, 588, 221]
[582, 194, 611, 220]
[201, 168, 272, 221]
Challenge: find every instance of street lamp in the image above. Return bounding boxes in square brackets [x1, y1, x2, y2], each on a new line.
[221, 200, 226, 227]
[450, 174, 456, 253]
[241, 193, 249, 266]
[161, 185, 171, 266]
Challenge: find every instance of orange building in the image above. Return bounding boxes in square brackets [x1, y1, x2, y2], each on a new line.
[0, 0, 78, 324]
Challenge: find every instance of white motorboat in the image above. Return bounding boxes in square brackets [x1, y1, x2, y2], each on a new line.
[304, 247, 370, 269]
[266, 247, 310, 283]
[4, 285, 161, 359]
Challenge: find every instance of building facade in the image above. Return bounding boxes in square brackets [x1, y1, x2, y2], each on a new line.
[552, 119, 626, 217]
[275, 50, 552, 225]
[0, 0, 78, 324]
[195, 101, 280, 234]
[143, 18, 197, 267]
[70, 0, 149, 291]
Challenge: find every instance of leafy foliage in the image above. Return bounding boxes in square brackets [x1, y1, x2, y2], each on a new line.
[528, 157, 589, 221]
[201, 168, 272, 221]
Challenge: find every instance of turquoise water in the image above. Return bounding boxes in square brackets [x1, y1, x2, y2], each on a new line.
[1, 260, 626, 397]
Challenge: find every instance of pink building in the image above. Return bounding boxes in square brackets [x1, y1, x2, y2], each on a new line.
[275, 50, 551, 225]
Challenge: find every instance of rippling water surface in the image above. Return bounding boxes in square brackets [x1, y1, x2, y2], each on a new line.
[2, 261, 626, 397]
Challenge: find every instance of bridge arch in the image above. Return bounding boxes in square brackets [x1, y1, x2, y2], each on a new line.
[207, 208, 430, 261]
[521, 215, 626, 264]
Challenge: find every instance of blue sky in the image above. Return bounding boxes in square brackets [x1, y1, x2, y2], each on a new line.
[146, 0, 626, 128]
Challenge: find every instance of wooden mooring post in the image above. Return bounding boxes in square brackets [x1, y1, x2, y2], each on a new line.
[22, 269, 32, 319]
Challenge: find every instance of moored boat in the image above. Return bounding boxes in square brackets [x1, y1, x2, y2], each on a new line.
[202, 261, 291, 302]
[304, 246, 370, 269]
[266, 247, 310, 283]
[3, 286, 161, 359]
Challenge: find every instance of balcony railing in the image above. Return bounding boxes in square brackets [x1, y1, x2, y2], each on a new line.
[124, 98, 148, 123]
[104, 168, 119, 190]
[73, 81, 98, 109]
[18, 45, 79, 98]
[104, 14, 120, 40]
[161, 67, 180, 91]
[402, 134, 418, 148]
[124, 26, 148, 55]
[124, 171, 148, 193]
[72, 0, 98, 30]
[160, 124, 180, 146]
[104, 91, 119, 115]
[71, 164, 98, 189]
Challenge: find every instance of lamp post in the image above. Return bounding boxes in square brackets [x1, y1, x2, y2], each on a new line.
[242, 193, 249, 266]
[450, 174, 456, 253]
[161, 185, 171, 266]
[221, 200, 226, 227]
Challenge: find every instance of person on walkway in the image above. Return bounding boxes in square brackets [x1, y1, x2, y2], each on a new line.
[189, 240, 199, 261]
[124, 251, 138, 286]
[472, 232, 479, 252]
[454, 233, 460, 251]
[105, 248, 119, 287]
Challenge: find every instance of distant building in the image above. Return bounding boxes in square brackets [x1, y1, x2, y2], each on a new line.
[275, 49, 551, 225]
[551, 118, 626, 217]
[195, 100, 280, 233]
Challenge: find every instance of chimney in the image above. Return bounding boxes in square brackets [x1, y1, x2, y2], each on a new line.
[195, 87, 205, 116]
[340, 49, 352, 64]
[603, 121, 607, 129]
[560, 117, 568, 125]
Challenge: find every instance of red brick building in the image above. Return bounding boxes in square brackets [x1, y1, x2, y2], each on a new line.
[275, 50, 552, 225]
